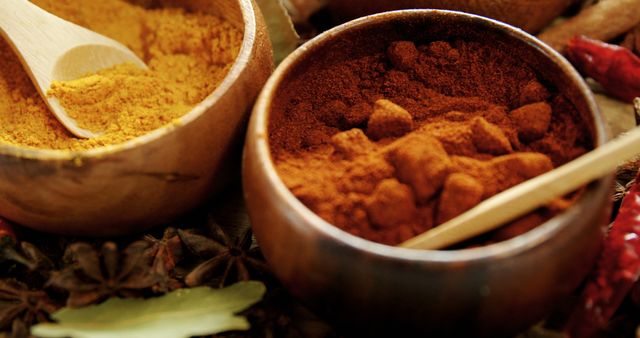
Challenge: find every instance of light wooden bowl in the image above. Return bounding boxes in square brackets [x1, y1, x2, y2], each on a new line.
[0, 0, 273, 236]
[244, 10, 612, 337]
[328, 0, 578, 33]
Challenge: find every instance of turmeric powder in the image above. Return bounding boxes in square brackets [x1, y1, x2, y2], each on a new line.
[0, 0, 242, 150]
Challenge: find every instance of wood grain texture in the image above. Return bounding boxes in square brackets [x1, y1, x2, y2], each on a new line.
[0, 0, 274, 236]
[244, 11, 612, 337]
[328, 0, 577, 33]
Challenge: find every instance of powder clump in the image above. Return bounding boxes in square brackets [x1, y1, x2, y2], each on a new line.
[366, 178, 417, 229]
[366, 99, 414, 140]
[510, 102, 553, 142]
[389, 134, 452, 203]
[470, 116, 513, 155]
[437, 173, 484, 224]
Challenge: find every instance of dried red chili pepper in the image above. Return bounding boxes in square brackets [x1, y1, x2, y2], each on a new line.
[0, 217, 15, 243]
[0, 218, 40, 270]
[564, 174, 640, 338]
[566, 35, 640, 103]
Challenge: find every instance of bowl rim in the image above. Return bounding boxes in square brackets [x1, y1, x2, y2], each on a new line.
[248, 9, 611, 263]
[0, 0, 259, 161]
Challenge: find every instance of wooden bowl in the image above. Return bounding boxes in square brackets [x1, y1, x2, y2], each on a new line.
[243, 10, 612, 337]
[0, 0, 273, 236]
[328, 0, 577, 33]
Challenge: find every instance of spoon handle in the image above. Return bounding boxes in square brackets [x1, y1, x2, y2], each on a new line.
[400, 125, 640, 250]
[0, 0, 83, 90]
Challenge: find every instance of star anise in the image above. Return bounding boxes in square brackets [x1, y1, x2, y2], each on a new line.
[0, 279, 58, 331]
[179, 219, 270, 288]
[0, 219, 54, 275]
[0, 223, 31, 271]
[48, 241, 157, 307]
[139, 227, 184, 292]
[0, 319, 31, 338]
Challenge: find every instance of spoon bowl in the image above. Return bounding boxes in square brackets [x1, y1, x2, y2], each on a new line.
[0, 0, 148, 138]
[52, 45, 147, 82]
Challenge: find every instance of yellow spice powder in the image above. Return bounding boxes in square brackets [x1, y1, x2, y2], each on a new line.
[0, 0, 242, 150]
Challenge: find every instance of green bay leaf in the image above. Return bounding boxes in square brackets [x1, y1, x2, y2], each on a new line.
[255, 0, 300, 64]
[31, 281, 266, 338]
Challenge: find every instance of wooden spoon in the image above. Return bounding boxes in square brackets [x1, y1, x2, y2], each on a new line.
[400, 124, 640, 250]
[0, 0, 147, 139]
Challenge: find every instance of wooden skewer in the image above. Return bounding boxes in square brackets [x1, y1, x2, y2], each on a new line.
[400, 124, 640, 250]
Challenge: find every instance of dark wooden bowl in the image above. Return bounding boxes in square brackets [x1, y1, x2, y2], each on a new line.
[327, 0, 577, 33]
[243, 10, 612, 337]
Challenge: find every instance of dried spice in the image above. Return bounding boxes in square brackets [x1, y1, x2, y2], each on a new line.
[142, 228, 182, 274]
[48, 242, 156, 308]
[567, 36, 640, 103]
[0, 279, 58, 331]
[0, 221, 53, 274]
[179, 219, 270, 288]
[564, 173, 640, 338]
[0, 221, 14, 243]
[137, 227, 184, 293]
[0, 319, 30, 338]
[614, 102, 640, 203]
[31, 282, 267, 338]
[0, 0, 242, 150]
[0, 220, 25, 268]
[614, 159, 639, 203]
[0, 196, 334, 337]
[271, 39, 589, 245]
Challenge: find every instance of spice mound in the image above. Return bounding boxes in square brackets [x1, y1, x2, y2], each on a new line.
[0, 0, 242, 150]
[271, 40, 591, 246]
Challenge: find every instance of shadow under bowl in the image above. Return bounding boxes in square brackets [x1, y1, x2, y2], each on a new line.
[244, 9, 612, 337]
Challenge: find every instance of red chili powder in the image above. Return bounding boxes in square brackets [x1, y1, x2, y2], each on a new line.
[269, 39, 590, 246]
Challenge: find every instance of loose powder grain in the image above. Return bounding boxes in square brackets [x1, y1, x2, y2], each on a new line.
[271, 40, 591, 246]
[0, 0, 242, 150]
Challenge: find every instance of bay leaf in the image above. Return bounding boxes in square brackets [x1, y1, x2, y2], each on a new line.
[255, 0, 300, 64]
[31, 281, 266, 338]
[282, 0, 327, 23]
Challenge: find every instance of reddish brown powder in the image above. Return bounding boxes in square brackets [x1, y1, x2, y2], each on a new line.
[270, 39, 590, 246]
